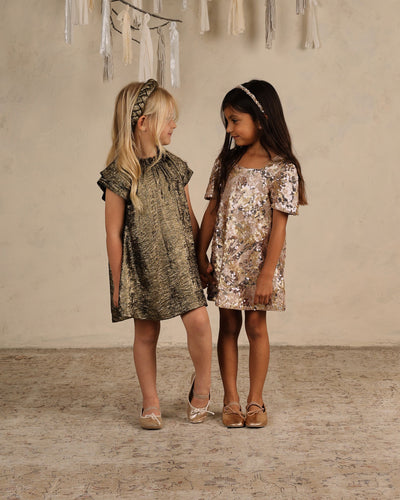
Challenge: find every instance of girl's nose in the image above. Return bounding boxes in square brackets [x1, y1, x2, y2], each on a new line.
[226, 123, 233, 133]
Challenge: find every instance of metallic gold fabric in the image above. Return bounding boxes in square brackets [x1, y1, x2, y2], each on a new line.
[205, 158, 299, 311]
[98, 151, 207, 322]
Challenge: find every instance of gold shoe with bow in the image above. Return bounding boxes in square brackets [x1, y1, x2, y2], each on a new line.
[187, 373, 214, 423]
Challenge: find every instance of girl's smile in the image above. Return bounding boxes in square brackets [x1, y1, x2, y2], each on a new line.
[224, 106, 260, 147]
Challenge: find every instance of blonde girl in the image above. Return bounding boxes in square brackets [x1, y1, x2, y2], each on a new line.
[98, 80, 213, 429]
[198, 80, 307, 428]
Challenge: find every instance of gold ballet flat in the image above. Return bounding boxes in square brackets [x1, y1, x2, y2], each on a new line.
[139, 407, 162, 430]
[187, 373, 214, 424]
[245, 402, 268, 428]
[222, 402, 245, 428]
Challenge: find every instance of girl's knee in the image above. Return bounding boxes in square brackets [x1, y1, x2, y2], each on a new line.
[183, 307, 211, 333]
[245, 313, 267, 342]
[219, 309, 242, 337]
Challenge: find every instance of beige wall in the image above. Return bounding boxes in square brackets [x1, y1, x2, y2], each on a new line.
[1, 0, 399, 347]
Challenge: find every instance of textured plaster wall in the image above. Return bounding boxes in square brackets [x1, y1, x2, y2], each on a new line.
[1, 0, 399, 347]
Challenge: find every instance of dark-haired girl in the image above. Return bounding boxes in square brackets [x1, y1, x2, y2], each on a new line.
[198, 80, 307, 428]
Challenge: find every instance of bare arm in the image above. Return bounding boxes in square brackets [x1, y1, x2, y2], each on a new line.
[197, 198, 218, 285]
[105, 188, 125, 307]
[254, 209, 289, 305]
[184, 185, 200, 243]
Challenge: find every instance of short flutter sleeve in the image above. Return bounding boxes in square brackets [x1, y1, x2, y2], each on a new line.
[97, 162, 131, 202]
[166, 151, 193, 186]
[205, 161, 221, 200]
[270, 162, 299, 215]
[176, 160, 193, 186]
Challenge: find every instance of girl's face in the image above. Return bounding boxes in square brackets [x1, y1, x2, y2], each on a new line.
[223, 106, 260, 147]
[159, 113, 177, 146]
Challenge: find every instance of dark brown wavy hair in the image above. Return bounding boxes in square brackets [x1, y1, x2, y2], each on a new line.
[214, 80, 307, 207]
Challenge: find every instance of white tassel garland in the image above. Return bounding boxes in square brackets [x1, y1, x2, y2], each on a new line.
[169, 22, 180, 88]
[153, 0, 163, 13]
[228, 0, 245, 36]
[100, 0, 113, 80]
[265, 0, 276, 49]
[157, 27, 166, 87]
[72, 0, 89, 25]
[139, 13, 154, 81]
[65, 0, 73, 44]
[118, 5, 132, 65]
[296, 0, 306, 15]
[200, 0, 211, 35]
[305, 0, 320, 49]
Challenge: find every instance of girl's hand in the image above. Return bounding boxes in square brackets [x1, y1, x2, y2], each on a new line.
[254, 274, 273, 305]
[198, 255, 213, 288]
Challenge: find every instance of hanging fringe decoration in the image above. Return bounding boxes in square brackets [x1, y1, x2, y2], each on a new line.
[100, 0, 113, 80]
[153, 0, 163, 14]
[200, 0, 211, 35]
[72, 0, 89, 25]
[296, 0, 306, 15]
[139, 13, 154, 81]
[157, 27, 166, 86]
[132, 0, 143, 29]
[305, 0, 320, 49]
[169, 22, 181, 88]
[265, 0, 276, 49]
[228, 0, 245, 36]
[117, 5, 132, 65]
[182, 0, 188, 10]
[65, 0, 73, 44]
[89, 0, 94, 11]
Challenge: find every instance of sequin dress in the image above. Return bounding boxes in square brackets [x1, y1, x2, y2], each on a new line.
[98, 150, 207, 322]
[205, 158, 299, 311]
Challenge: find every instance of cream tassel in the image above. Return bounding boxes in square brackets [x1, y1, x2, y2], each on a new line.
[132, 0, 143, 29]
[182, 0, 188, 10]
[305, 0, 320, 49]
[153, 0, 163, 13]
[157, 27, 166, 87]
[228, 0, 245, 36]
[118, 5, 132, 65]
[65, 0, 73, 44]
[89, 0, 94, 12]
[200, 0, 211, 35]
[265, 0, 276, 49]
[169, 22, 181, 88]
[100, 0, 113, 80]
[296, 0, 306, 15]
[72, 0, 89, 25]
[139, 13, 154, 81]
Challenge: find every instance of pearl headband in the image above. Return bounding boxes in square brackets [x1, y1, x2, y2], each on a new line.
[236, 84, 265, 114]
[131, 79, 159, 127]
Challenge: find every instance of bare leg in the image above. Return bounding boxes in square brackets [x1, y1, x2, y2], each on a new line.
[133, 318, 161, 416]
[217, 308, 242, 405]
[181, 306, 212, 408]
[244, 310, 270, 405]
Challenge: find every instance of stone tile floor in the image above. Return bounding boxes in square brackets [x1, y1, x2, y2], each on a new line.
[1, 346, 399, 499]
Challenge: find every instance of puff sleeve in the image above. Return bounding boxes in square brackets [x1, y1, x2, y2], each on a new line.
[97, 162, 131, 202]
[269, 162, 299, 215]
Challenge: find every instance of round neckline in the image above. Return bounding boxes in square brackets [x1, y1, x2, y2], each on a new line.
[236, 155, 281, 170]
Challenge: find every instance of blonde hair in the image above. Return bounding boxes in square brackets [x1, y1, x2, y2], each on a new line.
[106, 82, 178, 210]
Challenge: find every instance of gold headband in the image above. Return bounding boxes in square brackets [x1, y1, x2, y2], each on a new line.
[131, 79, 159, 127]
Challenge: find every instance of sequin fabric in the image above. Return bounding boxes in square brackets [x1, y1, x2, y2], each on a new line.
[205, 159, 299, 311]
[98, 151, 207, 322]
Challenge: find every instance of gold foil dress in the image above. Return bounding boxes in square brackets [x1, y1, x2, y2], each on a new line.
[205, 158, 299, 311]
[98, 150, 206, 322]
